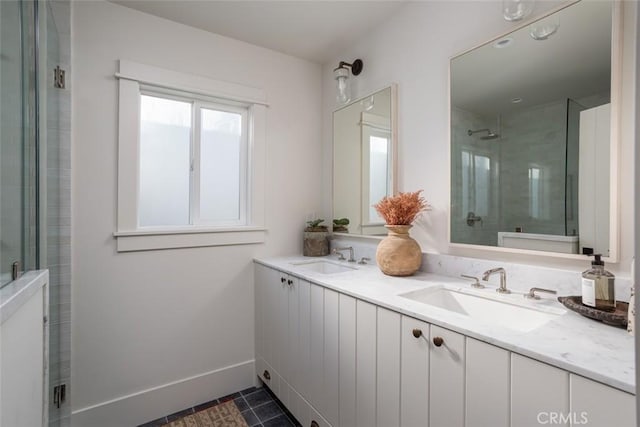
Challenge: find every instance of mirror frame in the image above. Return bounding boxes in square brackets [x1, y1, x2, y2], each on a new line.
[332, 83, 398, 237]
[447, 0, 622, 262]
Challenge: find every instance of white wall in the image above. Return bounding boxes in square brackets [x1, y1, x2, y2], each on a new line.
[322, 0, 637, 276]
[71, 1, 322, 425]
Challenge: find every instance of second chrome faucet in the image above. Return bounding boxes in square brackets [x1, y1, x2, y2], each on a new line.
[333, 246, 356, 262]
[482, 267, 510, 294]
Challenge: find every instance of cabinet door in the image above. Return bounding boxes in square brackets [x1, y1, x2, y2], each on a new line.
[261, 266, 278, 373]
[465, 338, 509, 427]
[377, 308, 401, 427]
[570, 374, 636, 427]
[429, 325, 465, 427]
[511, 353, 569, 427]
[356, 300, 377, 427]
[298, 279, 311, 400]
[339, 294, 357, 427]
[400, 316, 429, 427]
[323, 289, 340, 426]
[309, 284, 325, 410]
[287, 275, 300, 391]
[273, 270, 289, 401]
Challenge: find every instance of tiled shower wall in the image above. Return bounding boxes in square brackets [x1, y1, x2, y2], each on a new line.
[46, 1, 71, 426]
[450, 107, 500, 246]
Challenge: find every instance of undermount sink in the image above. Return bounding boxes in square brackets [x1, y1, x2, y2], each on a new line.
[291, 260, 357, 275]
[400, 286, 566, 332]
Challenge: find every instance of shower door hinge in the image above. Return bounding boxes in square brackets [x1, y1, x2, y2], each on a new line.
[53, 384, 66, 408]
[11, 261, 20, 281]
[53, 66, 66, 89]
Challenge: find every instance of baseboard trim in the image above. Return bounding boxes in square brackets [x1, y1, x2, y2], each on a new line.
[71, 359, 255, 427]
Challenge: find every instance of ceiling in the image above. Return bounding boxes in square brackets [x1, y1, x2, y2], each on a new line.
[110, 0, 407, 64]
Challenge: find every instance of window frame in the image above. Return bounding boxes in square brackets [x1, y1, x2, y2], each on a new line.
[114, 60, 267, 252]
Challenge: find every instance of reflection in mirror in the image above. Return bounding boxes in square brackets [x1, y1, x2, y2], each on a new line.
[333, 85, 396, 235]
[450, 1, 615, 257]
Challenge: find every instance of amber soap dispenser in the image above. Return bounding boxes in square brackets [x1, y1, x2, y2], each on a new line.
[581, 254, 616, 311]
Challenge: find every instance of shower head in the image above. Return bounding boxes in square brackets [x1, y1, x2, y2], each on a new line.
[467, 128, 500, 140]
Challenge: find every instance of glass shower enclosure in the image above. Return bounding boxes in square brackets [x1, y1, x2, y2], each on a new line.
[1, 0, 40, 287]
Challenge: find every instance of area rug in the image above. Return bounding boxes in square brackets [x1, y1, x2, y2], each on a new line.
[163, 400, 249, 427]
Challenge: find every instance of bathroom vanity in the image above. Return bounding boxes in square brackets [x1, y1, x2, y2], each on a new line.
[253, 257, 634, 427]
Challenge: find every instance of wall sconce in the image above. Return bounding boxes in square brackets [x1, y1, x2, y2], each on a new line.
[334, 59, 363, 105]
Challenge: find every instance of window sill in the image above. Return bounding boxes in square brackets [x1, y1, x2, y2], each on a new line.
[113, 227, 267, 252]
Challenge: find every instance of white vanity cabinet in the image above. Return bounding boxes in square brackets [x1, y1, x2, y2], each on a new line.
[254, 263, 636, 427]
[511, 353, 570, 427]
[429, 325, 465, 427]
[400, 317, 430, 427]
[570, 374, 636, 427]
[465, 338, 510, 427]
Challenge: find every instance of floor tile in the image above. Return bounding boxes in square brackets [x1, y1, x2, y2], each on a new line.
[244, 389, 273, 407]
[241, 409, 261, 427]
[262, 414, 295, 427]
[240, 386, 257, 395]
[234, 396, 250, 412]
[253, 401, 282, 422]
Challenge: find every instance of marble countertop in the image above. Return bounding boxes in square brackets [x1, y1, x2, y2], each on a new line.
[255, 256, 635, 394]
[0, 269, 49, 325]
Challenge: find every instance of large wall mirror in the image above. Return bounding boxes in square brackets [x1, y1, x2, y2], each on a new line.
[333, 85, 397, 235]
[450, 0, 619, 259]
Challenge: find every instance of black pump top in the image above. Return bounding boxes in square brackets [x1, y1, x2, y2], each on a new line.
[591, 254, 605, 266]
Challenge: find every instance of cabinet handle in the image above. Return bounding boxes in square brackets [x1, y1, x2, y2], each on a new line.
[310, 421, 319, 427]
[433, 336, 444, 347]
[280, 277, 286, 283]
[412, 328, 423, 338]
[287, 279, 293, 286]
[263, 370, 271, 381]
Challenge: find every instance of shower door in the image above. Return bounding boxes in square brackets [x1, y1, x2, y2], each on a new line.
[0, 0, 39, 287]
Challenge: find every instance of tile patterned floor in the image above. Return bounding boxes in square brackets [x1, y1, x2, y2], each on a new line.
[138, 386, 301, 427]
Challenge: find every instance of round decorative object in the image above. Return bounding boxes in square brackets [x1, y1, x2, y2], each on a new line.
[557, 296, 628, 328]
[376, 225, 422, 276]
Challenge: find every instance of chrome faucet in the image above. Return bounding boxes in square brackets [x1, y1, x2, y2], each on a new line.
[333, 246, 356, 262]
[482, 267, 510, 294]
[524, 287, 557, 300]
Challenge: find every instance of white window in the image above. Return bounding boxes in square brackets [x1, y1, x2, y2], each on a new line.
[114, 60, 267, 251]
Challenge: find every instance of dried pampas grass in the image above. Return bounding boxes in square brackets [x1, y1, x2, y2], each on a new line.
[373, 190, 428, 225]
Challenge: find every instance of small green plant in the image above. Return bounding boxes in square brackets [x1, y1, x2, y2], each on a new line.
[305, 219, 328, 232]
[333, 218, 350, 226]
[333, 218, 350, 232]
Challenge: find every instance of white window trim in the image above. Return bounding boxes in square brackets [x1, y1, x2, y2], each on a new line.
[115, 60, 267, 252]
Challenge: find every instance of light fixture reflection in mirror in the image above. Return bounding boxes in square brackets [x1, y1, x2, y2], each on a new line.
[530, 14, 560, 40]
[333, 85, 397, 236]
[502, 0, 535, 21]
[450, 0, 616, 258]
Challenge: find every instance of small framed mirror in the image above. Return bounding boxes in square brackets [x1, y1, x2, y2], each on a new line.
[449, 1, 620, 260]
[333, 84, 397, 236]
